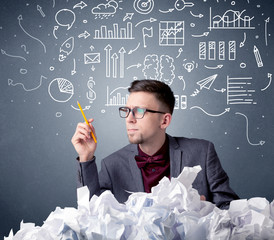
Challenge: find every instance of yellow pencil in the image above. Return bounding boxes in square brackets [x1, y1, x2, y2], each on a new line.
[77, 101, 97, 143]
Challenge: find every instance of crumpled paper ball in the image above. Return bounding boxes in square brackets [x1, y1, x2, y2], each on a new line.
[5, 165, 274, 240]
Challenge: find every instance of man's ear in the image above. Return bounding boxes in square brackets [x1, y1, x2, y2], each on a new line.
[161, 113, 172, 129]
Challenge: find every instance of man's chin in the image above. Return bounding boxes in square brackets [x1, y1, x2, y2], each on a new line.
[127, 134, 143, 145]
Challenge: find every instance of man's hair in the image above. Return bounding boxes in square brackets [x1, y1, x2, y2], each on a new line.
[128, 80, 175, 114]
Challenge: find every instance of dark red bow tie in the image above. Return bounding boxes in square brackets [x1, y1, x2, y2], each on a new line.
[135, 154, 166, 169]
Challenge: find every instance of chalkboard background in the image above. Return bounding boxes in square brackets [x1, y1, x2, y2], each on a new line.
[1, 0, 273, 237]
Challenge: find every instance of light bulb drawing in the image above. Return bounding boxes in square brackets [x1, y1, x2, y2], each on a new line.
[183, 60, 197, 72]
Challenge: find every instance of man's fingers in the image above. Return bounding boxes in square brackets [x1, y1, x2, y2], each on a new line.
[200, 195, 206, 201]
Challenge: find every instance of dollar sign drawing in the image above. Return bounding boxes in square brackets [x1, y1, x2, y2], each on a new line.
[86, 77, 96, 103]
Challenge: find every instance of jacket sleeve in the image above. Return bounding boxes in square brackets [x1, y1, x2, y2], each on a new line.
[76, 157, 101, 199]
[77, 157, 113, 199]
[206, 142, 239, 209]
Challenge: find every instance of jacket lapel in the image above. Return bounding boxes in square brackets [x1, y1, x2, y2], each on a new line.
[127, 144, 144, 192]
[168, 135, 183, 178]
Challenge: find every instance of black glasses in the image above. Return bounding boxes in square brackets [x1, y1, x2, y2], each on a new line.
[119, 107, 166, 119]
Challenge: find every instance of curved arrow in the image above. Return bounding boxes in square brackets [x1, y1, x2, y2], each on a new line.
[235, 112, 265, 146]
[18, 15, 46, 53]
[8, 75, 47, 92]
[190, 106, 230, 117]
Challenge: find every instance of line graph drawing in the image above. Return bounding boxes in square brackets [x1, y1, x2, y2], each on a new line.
[226, 76, 256, 105]
[209, 7, 255, 31]
[159, 21, 185, 46]
[235, 112, 265, 146]
[105, 86, 130, 106]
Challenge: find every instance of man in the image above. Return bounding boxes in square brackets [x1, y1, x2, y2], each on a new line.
[71, 79, 239, 209]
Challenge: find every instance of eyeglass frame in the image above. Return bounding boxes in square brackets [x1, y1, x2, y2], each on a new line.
[119, 106, 166, 119]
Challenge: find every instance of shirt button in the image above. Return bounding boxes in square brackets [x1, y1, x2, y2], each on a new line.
[152, 168, 156, 172]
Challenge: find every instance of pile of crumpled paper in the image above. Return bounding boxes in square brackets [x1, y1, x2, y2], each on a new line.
[5, 166, 274, 239]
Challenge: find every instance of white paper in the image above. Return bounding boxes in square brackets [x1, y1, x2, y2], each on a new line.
[6, 165, 274, 240]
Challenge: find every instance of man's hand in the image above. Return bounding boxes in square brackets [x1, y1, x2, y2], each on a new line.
[200, 195, 206, 201]
[71, 119, 97, 162]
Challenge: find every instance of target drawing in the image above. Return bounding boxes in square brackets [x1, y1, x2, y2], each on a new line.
[133, 0, 154, 14]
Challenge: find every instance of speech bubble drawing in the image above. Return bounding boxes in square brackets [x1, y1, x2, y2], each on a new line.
[55, 9, 76, 30]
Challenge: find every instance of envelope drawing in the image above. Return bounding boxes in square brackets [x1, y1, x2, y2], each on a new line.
[84, 53, 100, 64]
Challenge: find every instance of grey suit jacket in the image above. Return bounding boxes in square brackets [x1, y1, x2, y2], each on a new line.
[77, 135, 239, 209]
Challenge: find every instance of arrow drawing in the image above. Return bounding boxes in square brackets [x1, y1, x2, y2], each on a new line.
[214, 88, 226, 93]
[18, 15, 46, 53]
[205, 64, 223, 69]
[78, 31, 90, 39]
[111, 53, 118, 78]
[128, 42, 140, 54]
[71, 58, 76, 75]
[190, 106, 230, 117]
[119, 47, 126, 78]
[190, 11, 203, 18]
[178, 76, 186, 91]
[265, 17, 270, 46]
[235, 112, 265, 146]
[159, 8, 174, 13]
[192, 32, 209, 37]
[261, 73, 272, 91]
[73, 1, 87, 9]
[8, 75, 47, 92]
[135, 18, 157, 27]
[104, 44, 112, 77]
[239, 32, 246, 48]
[1, 49, 26, 61]
[127, 63, 142, 69]
[37, 5, 46, 17]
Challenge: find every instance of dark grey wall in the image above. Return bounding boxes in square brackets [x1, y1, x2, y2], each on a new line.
[1, 0, 273, 237]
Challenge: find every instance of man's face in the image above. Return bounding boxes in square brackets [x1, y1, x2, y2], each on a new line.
[125, 91, 166, 145]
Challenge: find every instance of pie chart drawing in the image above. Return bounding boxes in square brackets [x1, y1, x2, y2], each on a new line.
[48, 78, 74, 102]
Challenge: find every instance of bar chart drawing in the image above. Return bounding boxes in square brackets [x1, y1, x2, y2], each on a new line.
[209, 8, 255, 31]
[105, 86, 130, 106]
[226, 76, 257, 105]
[94, 22, 134, 40]
[159, 21, 185, 46]
[199, 41, 236, 61]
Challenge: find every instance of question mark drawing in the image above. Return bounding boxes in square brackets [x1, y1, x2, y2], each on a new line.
[21, 44, 29, 54]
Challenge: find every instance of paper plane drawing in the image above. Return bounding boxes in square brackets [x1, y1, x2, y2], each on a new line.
[197, 74, 217, 90]
[191, 74, 218, 96]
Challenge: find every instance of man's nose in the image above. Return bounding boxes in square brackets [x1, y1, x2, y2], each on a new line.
[126, 110, 136, 122]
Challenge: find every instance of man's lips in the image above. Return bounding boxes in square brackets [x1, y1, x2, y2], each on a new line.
[127, 128, 138, 132]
